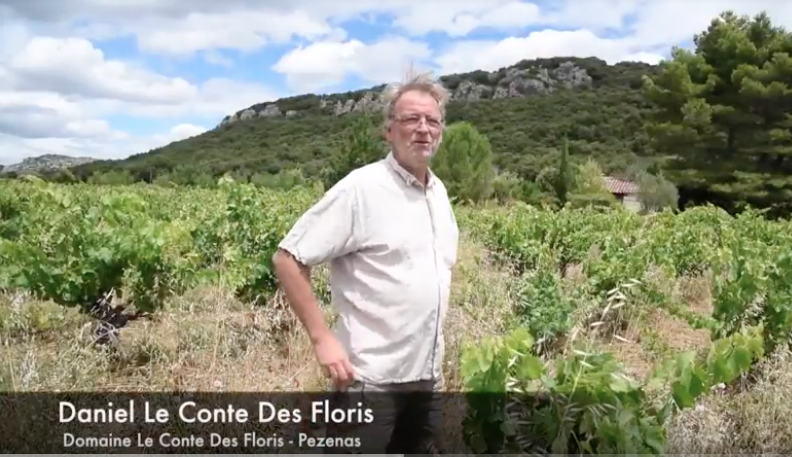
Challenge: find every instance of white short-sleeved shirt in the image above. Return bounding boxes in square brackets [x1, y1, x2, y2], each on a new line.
[277, 152, 459, 384]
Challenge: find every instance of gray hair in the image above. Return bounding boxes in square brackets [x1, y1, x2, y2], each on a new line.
[381, 71, 450, 125]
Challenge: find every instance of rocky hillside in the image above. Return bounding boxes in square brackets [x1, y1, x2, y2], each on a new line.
[2, 154, 96, 175]
[218, 58, 610, 128]
[70, 56, 658, 182]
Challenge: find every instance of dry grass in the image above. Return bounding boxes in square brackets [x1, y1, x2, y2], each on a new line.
[667, 346, 792, 454]
[2, 229, 513, 394]
[2, 230, 792, 453]
[442, 230, 517, 390]
[0, 285, 333, 392]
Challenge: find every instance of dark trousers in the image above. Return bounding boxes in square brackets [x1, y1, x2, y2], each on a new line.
[322, 379, 444, 454]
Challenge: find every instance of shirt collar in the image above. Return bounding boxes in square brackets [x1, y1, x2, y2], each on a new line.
[385, 151, 436, 189]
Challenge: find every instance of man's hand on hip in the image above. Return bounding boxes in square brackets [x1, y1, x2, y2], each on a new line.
[313, 333, 355, 390]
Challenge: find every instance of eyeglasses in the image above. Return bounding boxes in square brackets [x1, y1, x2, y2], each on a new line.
[392, 114, 444, 130]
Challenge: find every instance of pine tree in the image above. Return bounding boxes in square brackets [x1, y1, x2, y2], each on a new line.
[322, 115, 385, 190]
[431, 121, 496, 203]
[643, 10, 792, 215]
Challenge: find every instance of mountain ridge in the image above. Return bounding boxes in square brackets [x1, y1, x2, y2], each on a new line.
[1, 154, 96, 175]
[65, 55, 660, 184]
[215, 56, 656, 129]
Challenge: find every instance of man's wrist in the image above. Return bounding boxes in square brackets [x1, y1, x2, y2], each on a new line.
[308, 326, 333, 345]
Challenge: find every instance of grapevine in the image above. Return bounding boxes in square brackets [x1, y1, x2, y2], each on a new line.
[0, 178, 318, 343]
[2, 179, 791, 452]
[458, 201, 792, 454]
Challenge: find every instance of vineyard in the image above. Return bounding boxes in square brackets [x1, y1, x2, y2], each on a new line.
[458, 202, 792, 453]
[2, 176, 792, 453]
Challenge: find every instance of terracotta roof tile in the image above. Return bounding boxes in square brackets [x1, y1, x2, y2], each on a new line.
[603, 176, 639, 194]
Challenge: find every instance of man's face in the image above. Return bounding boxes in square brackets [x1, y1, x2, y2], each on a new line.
[385, 90, 444, 167]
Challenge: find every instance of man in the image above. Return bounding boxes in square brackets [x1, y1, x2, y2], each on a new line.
[272, 72, 459, 454]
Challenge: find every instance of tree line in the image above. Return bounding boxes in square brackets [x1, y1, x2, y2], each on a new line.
[9, 10, 792, 217]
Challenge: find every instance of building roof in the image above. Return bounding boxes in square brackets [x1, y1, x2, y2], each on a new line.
[603, 176, 639, 194]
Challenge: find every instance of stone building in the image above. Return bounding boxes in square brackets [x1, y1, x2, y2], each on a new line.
[603, 176, 641, 212]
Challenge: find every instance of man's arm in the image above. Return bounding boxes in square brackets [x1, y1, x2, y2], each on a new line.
[272, 182, 362, 388]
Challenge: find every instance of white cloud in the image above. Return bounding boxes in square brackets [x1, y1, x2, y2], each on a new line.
[0, 21, 32, 61]
[0, 35, 278, 127]
[390, 0, 542, 37]
[4, 0, 792, 168]
[168, 123, 207, 140]
[6, 0, 792, 58]
[86, 78, 280, 119]
[0, 0, 643, 51]
[2, 1, 520, 51]
[0, 87, 144, 165]
[434, 29, 666, 76]
[270, 1, 792, 93]
[0, 123, 204, 166]
[133, 10, 343, 56]
[425, 1, 792, 77]
[626, 1, 792, 48]
[203, 50, 234, 67]
[537, 0, 641, 32]
[273, 36, 432, 92]
[0, 19, 280, 166]
[6, 37, 196, 104]
[271, 25, 669, 92]
[0, 90, 113, 139]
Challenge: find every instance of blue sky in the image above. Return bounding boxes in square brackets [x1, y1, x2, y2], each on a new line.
[0, 0, 787, 165]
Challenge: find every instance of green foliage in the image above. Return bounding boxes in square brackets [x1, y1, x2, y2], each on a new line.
[0, 179, 196, 314]
[635, 171, 680, 213]
[460, 325, 764, 454]
[566, 192, 620, 210]
[519, 180, 548, 207]
[249, 168, 311, 191]
[49, 10, 792, 216]
[458, 200, 787, 454]
[567, 159, 620, 210]
[491, 170, 523, 203]
[0, 179, 320, 319]
[535, 165, 559, 194]
[643, 10, 792, 215]
[574, 159, 611, 195]
[321, 115, 385, 190]
[13, 13, 784, 215]
[532, 157, 618, 210]
[555, 136, 573, 205]
[431, 121, 496, 203]
[512, 249, 581, 346]
[151, 165, 217, 188]
[88, 170, 135, 185]
[69, 57, 657, 188]
[2, 177, 791, 451]
[470, 202, 792, 354]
